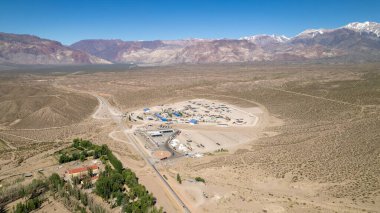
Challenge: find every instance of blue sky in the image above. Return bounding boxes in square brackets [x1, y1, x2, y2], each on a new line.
[1, 0, 379, 45]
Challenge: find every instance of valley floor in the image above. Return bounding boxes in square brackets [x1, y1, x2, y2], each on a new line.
[0, 63, 379, 212]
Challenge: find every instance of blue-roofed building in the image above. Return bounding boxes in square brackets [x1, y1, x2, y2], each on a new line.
[155, 113, 168, 122]
[143, 108, 150, 113]
[173, 112, 182, 117]
[189, 119, 198, 125]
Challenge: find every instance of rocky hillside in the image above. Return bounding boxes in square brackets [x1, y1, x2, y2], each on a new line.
[0, 33, 111, 65]
[70, 21, 380, 64]
[1, 21, 379, 65]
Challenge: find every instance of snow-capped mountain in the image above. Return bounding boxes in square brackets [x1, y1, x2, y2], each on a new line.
[295, 29, 334, 39]
[61, 21, 380, 64]
[240, 34, 289, 42]
[77, 20, 380, 63]
[1, 21, 380, 65]
[343, 21, 380, 37]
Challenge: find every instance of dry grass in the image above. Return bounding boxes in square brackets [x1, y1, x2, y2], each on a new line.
[0, 77, 97, 129]
[0, 63, 379, 212]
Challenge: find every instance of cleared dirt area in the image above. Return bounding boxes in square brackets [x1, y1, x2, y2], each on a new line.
[129, 98, 266, 158]
[0, 63, 379, 212]
[131, 99, 260, 127]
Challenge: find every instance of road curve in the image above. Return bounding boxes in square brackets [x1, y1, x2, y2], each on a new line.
[94, 95, 191, 213]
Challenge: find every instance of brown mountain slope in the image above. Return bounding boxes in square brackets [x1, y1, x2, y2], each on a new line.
[70, 21, 380, 64]
[0, 82, 98, 129]
[0, 32, 111, 65]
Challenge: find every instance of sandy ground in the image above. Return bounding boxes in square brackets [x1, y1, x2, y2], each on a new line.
[90, 93, 184, 212]
[35, 197, 72, 213]
[123, 97, 274, 212]
[130, 99, 267, 156]
[131, 99, 260, 127]
[1, 63, 379, 212]
[176, 128, 254, 153]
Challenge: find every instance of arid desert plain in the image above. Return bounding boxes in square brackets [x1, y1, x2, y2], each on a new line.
[0, 63, 379, 212]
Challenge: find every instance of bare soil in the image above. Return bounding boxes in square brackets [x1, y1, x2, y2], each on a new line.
[0, 63, 379, 212]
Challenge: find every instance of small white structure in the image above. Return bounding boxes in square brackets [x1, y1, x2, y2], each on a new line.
[148, 131, 162, 137]
[170, 139, 179, 147]
[194, 153, 204, 158]
[178, 144, 188, 152]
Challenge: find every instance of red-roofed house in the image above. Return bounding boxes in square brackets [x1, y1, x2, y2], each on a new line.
[65, 165, 99, 179]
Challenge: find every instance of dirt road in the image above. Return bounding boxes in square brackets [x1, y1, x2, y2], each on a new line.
[93, 94, 190, 213]
[52, 77, 188, 212]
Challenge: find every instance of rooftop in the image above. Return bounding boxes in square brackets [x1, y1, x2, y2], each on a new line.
[66, 165, 99, 175]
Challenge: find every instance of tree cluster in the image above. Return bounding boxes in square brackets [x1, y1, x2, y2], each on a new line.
[12, 197, 43, 213]
[56, 139, 162, 212]
[94, 154, 159, 212]
[59, 139, 109, 164]
[58, 151, 91, 163]
[49, 173, 106, 213]
[0, 179, 47, 207]
[195, 177, 206, 183]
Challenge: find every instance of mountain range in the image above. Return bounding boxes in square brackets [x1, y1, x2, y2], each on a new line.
[1, 21, 380, 65]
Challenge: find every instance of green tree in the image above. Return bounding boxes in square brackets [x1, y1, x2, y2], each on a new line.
[80, 139, 93, 149]
[176, 174, 182, 184]
[87, 168, 94, 177]
[0, 205, 6, 213]
[80, 153, 86, 162]
[72, 152, 80, 161]
[13, 197, 42, 213]
[71, 176, 80, 185]
[73, 138, 80, 148]
[59, 154, 70, 164]
[93, 148, 102, 159]
[82, 175, 93, 189]
[195, 177, 205, 183]
[113, 191, 125, 206]
[150, 206, 164, 213]
[95, 171, 124, 200]
[100, 144, 108, 155]
[80, 192, 88, 206]
[123, 169, 138, 186]
[107, 151, 123, 173]
[49, 173, 64, 191]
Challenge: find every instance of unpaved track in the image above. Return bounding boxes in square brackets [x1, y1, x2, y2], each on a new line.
[52, 77, 188, 212]
[93, 94, 190, 213]
[260, 85, 363, 108]
[0, 131, 41, 142]
[0, 137, 16, 150]
[108, 131, 130, 143]
[0, 123, 86, 131]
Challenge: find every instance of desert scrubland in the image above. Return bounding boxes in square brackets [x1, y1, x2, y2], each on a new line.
[0, 63, 379, 212]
